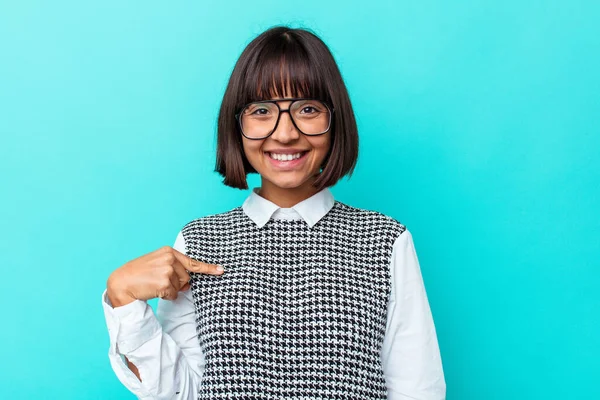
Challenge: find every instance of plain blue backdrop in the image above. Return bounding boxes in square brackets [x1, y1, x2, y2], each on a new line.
[1, 1, 598, 399]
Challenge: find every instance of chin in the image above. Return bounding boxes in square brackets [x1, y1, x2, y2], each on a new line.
[271, 180, 305, 189]
[266, 175, 310, 190]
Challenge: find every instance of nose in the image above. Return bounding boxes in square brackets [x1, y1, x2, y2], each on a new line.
[270, 109, 300, 143]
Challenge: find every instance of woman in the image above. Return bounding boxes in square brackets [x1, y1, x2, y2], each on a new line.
[103, 26, 446, 399]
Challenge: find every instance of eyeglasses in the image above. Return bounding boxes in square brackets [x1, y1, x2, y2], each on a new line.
[235, 98, 334, 140]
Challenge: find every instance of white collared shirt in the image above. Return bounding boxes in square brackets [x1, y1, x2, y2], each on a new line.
[102, 187, 446, 399]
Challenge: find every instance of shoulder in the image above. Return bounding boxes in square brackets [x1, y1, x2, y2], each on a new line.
[180, 206, 244, 235]
[333, 200, 407, 236]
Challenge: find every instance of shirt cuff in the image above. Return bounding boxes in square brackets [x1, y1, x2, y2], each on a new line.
[102, 289, 161, 354]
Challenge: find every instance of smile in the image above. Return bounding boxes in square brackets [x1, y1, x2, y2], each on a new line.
[266, 151, 307, 161]
[264, 151, 309, 169]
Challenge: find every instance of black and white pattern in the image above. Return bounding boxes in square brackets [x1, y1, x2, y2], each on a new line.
[182, 200, 406, 399]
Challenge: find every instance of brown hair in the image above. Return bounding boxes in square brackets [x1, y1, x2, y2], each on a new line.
[215, 26, 359, 192]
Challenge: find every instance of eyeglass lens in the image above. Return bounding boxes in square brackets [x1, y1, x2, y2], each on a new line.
[240, 100, 330, 138]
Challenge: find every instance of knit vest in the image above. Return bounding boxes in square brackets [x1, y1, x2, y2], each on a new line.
[182, 200, 406, 399]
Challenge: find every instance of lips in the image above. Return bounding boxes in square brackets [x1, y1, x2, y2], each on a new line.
[264, 150, 309, 155]
[265, 150, 309, 169]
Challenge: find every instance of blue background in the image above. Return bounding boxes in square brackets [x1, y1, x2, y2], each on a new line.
[1, 1, 598, 399]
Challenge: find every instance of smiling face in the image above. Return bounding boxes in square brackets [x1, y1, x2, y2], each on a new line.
[240, 95, 332, 205]
[215, 28, 359, 205]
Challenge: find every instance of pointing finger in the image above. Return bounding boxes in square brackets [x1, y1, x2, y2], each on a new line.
[171, 248, 224, 275]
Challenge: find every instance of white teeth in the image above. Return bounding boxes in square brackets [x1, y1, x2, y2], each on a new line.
[268, 152, 305, 161]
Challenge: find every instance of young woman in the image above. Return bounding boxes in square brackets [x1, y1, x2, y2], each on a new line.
[103, 26, 446, 399]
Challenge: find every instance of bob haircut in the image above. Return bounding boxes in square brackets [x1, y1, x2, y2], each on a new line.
[215, 26, 359, 192]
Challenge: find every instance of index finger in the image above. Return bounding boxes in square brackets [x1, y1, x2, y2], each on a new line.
[171, 248, 224, 275]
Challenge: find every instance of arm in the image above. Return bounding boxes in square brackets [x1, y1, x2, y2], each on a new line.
[382, 229, 446, 400]
[102, 231, 205, 399]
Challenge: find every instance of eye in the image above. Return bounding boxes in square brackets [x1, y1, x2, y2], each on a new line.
[294, 100, 327, 116]
[244, 102, 277, 117]
[300, 106, 318, 114]
[250, 107, 270, 115]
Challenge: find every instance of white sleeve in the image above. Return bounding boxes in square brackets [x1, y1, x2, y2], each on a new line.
[381, 229, 446, 400]
[102, 231, 205, 399]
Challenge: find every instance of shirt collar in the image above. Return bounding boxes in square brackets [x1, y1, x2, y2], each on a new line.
[242, 186, 335, 228]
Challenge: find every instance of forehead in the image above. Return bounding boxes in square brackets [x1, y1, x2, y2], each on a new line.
[240, 52, 329, 106]
[255, 73, 309, 101]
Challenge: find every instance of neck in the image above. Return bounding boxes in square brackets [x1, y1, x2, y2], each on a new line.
[258, 178, 320, 208]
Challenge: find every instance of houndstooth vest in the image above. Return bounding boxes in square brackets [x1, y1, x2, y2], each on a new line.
[182, 200, 406, 399]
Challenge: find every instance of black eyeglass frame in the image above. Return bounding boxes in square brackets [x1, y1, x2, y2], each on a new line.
[234, 97, 335, 140]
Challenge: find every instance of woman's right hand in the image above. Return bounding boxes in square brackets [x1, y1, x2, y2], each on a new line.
[106, 246, 224, 307]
